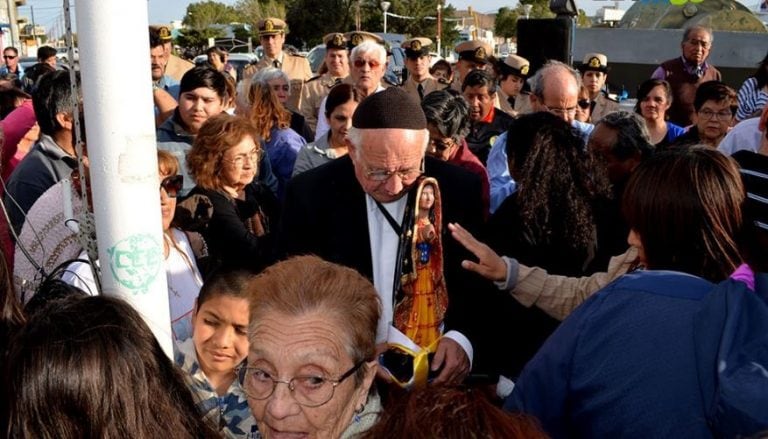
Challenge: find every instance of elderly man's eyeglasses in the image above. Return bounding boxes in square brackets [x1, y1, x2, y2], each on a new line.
[222, 148, 261, 167]
[364, 159, 425, 182]
[353, 59, 381, 69]
[698, 108, 733, 121]
[160, 175, 183, 198]
[236, 362, 363, 407]
[542, 104, 578, 118]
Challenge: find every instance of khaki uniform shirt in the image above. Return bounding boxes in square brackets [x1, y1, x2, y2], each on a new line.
[165, 54, 194, 82]
[244, 52, 313, 111]
[300, 73, 346, 132]
[590, 93, 620, 123]
[401, 75, 447, 101]
[497, 90, 533, 117]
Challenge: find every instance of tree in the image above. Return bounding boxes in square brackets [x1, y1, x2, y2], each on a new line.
[495, 6, 519, 39]
[284, 0, 357, 48]
[577, 9, 592, 28]
[182, 1, 239, 30]
[176, 27, 227, 51]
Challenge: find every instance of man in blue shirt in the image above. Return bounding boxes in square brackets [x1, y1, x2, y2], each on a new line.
[0, 46, 24, 78]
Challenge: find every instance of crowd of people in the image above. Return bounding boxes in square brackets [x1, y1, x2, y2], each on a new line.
[0, 19, 766, 438]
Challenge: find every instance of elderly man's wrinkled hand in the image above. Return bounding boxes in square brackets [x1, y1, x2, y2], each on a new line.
[430, 337, 470, 385]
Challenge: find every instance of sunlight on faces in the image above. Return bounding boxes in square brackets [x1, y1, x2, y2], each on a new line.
[159, 166, 176, 231]
[178, 87, 225, 134]
[682, 29, 711, 65]
[455, 59, 484, 82]
[325, 48, 349, 77]
[220, 135, 260, 192]
[582, 70, 606, 95]
[463, 84, 494, 122]
[193, 295, 250, 380]
[150, 45, 167, 81]
[640, 85, 671, 122]
[328, 101, 357, 144]
[267, 78, 290, 105]
[405, 55, 431, 81]
[532, 71, 579, 123]
[261, 33, 285, 59]
[694, 100, 734, 144]
[351, 55, 386, 94]
[350, 128, 427, 203]
[500, 74, 524, 98]
[247, 311, 376, 439]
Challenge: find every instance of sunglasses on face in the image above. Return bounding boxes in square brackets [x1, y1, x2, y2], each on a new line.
[577, 99, 591, 110]
[3, 55, 16, 60]
[160, 175, 183, 198]
[353, 59, 381, 69]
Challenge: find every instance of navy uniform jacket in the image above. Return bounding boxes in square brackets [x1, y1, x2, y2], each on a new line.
[278, 155, 499, 376]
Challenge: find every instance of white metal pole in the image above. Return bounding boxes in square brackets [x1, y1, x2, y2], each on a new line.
[74, 0, 174, 357]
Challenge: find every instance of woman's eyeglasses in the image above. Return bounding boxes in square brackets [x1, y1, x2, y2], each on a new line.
[222, 148, 262, 167]
[577, 99, 591, 110]
[160, 175, 183, 198]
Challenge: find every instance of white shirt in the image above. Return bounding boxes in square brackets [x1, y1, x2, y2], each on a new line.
[365, 194, 473, 366]
[314, 85, 386, 141]
[718, 117, 764, 156]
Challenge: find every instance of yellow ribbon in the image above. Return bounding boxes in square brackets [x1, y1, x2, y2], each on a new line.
[382, 338, 441, 388]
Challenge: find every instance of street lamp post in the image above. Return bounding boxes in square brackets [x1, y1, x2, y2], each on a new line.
[436, 3, 442, 56]
[381, 1, 391, 34]
[523, 4, 533, 19]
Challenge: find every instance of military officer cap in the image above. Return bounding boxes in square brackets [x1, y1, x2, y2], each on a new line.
[324, 33, 347, 50]
[155, 26, 173, 42]
[401, 37, 432, 59]
[258, 18, 288, 36]
[579, 53, 609, 73]
[498, 54, 530, 78]
[455, 40, 492, 64]
[344, 31, 385, 49]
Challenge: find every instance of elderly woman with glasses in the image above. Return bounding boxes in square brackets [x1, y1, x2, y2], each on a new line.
[421, 88, 490, 215]
[238, 255, 381, 438]
[184, 114, 278, 271]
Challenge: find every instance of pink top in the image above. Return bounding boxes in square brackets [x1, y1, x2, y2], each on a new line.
[1, 99, 37, 180]
[730, 263, 755, 291]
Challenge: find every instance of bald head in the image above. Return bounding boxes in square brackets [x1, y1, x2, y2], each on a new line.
[530, 61, 581, 123]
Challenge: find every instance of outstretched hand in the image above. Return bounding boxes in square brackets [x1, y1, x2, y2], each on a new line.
[448, 222, 507, 282]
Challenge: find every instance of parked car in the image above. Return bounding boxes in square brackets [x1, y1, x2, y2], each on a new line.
[194, 52, 258, 82]
[56, 47, 79, 63]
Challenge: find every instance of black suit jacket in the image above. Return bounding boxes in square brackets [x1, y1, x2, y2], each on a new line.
[279, 155, 497, 376]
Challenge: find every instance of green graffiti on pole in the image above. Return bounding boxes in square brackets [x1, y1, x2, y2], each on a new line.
[107, 234, 162, 294]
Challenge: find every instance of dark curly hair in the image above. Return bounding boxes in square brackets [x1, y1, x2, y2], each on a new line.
[505, 112, 611, 254]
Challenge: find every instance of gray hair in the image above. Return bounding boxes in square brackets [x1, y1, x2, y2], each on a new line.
[421, 89, 470, 141]
[350, 41, 386, 64]
[596, 111, 654, 160]
[529, 60, 582, 98]
[682, 25, 713, 44]
[251, 67, 290, 93]
[347, 126, 429, 160]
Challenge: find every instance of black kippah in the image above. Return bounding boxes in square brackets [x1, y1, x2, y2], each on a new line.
[352, 87, 426, 129]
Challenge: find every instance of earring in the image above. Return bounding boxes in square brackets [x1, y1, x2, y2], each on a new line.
[353, 404, 364, 423]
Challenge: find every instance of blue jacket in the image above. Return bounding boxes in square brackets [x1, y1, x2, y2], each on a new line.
[507, 270, 714, 438]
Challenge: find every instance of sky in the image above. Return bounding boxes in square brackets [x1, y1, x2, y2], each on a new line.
[26, 0, 761, 35]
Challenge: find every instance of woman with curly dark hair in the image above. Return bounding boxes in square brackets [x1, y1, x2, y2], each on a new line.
[483, 111, 612, 380]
